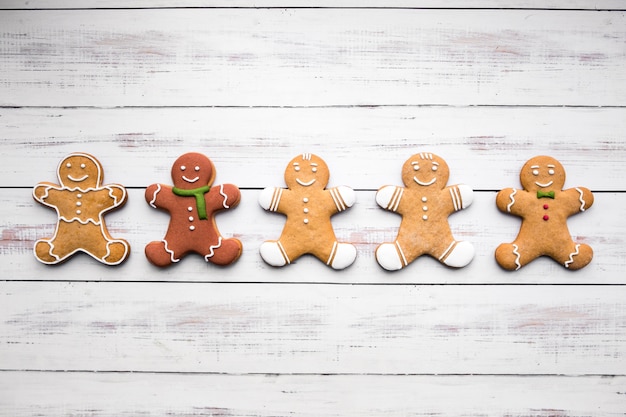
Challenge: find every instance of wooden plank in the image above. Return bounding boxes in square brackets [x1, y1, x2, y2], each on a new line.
[2, 106, 625, 191]
[1, 188, 618, 283]
[1, 9, 625, 107]
[2, 371, 625, 416]
[2, 281, 625, 374]
[2, 0, 625, 10]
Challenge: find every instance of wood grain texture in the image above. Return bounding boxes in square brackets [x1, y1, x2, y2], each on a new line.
[1, 9, 625, 107]
[2, 106, 624, 190]
[2, 372, 625, 416]
[1, 188, 617, 283]
[2, 281, 626, 374]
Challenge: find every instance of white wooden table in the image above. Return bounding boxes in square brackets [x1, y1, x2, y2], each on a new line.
[1, 1, 626, 415]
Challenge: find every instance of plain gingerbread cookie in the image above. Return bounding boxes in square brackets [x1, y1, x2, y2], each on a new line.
[375, 152, 475, 270]
[33, 152, 130, 265]
[495, 155, 594, 270]
[145, 152, 242, 267]
[258, 153, 357, 269]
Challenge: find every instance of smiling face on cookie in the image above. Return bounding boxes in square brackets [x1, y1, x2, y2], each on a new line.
[57, 153, 103, 189]
[520, 156, 566, 192]
[171, 152, 215, 189]
[402, 152, 449, 190]
[284, 153, 329, 190]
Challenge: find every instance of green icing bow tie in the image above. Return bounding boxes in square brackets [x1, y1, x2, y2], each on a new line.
[537, 190, 555, 199]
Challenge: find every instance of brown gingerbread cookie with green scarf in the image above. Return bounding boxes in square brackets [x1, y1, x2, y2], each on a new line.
[145, 152, 242, 267]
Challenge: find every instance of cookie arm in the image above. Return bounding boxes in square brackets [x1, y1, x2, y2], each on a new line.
[33, 183, 64, 208]
[563, 187, 594, 215]
[445, 184, 473, 212]
[328, 185, 355, 213]
[376, 185, 404, 213]
[209, 183, 241, 211]
[106, 184, 128, 208]
[259, 187, 287, 214]
[145, 183, 175, 210]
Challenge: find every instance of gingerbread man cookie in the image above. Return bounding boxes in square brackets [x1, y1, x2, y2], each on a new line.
[495, 155, 594, 270]
[375, 152, 474, 270]
[145, 152, 242, 267]
[258, 153, 357, 269]
[33, 153, 130, 265]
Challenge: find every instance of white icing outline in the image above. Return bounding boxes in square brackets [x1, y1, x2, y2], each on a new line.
[219, 184, 230, 209]
[575, 187, 586, 212]
[204, 236, 223, 260]
[149, 184, 161, 208]
[535, 180, 554, 188]
[413, 177, 436, 186]
[507, 189, 517, 212]
[58, 153, 102, 186]
[296, 178, 316, 187]
[162, 239, 180, 263]
[327, 241, 338, 265]
[512, 244, 521, 270]
[182, 175, 199, 183]
[564, 244, 581, 268]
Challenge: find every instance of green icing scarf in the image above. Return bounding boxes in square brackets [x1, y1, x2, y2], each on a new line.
[172, 185, 211, 220]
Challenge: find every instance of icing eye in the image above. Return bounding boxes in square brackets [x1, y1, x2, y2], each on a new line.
[548, 169, 555, 175]
[80, 163, 86, 169]
[413, 165, 419, 171]
[312, 167, 317, 173]
[66, 163, 72, 168]
[431, 165, 438, 172]
[194, 166, 200, 171]
[180, 165, 186, 171]
[532, 169, 539, 176]
[294, 166, 300, 172]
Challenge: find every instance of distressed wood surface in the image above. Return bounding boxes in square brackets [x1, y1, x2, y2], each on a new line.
[2, 372, 625, 417]
[1, 106, 625, 190]
[2, 281, 626, 374]
[1, 3, 626, 417]
[1, 9, 625, 107]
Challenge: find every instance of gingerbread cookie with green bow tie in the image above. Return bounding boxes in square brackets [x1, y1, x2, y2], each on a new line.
[495, 155, 594, 270]
[145, 152, 242, 267]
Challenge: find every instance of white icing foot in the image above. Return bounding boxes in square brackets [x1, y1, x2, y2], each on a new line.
[376, 242, 404, 271]
[330, 243, 357, 270]
[442, 241, 474, 268]
[260, 241, 289, 267]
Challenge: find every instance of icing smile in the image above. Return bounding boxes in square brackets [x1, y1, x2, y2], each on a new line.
[296, 178, 316, 187]
[535, 180, 554, 188]
[67, 174, 89, 182]
[414, 177, 436, 186]
[182, 175, 199, 183]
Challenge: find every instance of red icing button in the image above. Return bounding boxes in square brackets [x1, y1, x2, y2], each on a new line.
[543, 215, 549, 221]
[543, 204, 549, 210]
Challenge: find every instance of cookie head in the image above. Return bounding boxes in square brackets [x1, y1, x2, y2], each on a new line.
[402, 152, 449, 190]
[171, 152, 215, 189]
[57, 153, 103, 189]
[284, 153, 329, 190]
[520, 156, 566, 193]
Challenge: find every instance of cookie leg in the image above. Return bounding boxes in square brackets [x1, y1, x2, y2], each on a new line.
[327, 242, 357, 270]
[557, 242, 593, 270]
[34, 239, 62, 264]
[205, 237, 242, 266]
[375, 241, 407, 271]
[439, 240, 474, 268]
[260, 240, 290, 267]
[103, 239, 130, 265]
[145, 240, 179, 267]
[495, 242, 528, 271]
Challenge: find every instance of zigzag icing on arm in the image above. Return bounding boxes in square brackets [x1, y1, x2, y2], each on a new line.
[162, 239, 180, 263]
[204, 236, 223, 260]
[575, 187, 586, 212]
[507, 189, 517, 213]
[219, 184, 230, 209]
[149, 184, 161, 208]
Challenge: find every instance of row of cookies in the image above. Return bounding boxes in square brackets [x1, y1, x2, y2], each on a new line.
[32, 152, 594, 271]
